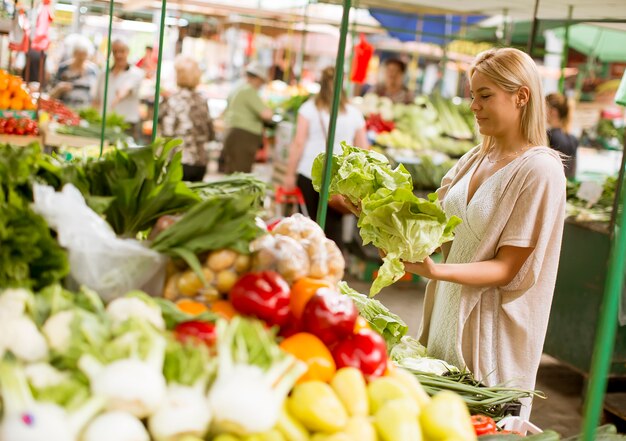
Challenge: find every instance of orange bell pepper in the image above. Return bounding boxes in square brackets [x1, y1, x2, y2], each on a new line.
[176, 299, 208, 315]
[280, 332, 336, 383]
[290, 277, 332, 320]
[210, 299, 237, 320]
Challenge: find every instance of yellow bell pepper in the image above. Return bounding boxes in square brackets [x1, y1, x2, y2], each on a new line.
[243, 430, 287, 441]
[419, 391, 477, 441]
[330, 367, 369, 417]
[374, 398, 422, 441]
[344, 416, 378, 441]
[388, 366, 431, 408]
[288, 381, 348, 433]
[310, 433, 353, 441]
[276, 404, 310, 441]
[213, 435, 242, 441]
[367, 376, 413, 414]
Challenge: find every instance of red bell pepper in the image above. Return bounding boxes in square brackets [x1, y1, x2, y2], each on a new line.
[229, 271, 291, 327]
[301, 288, 357, 346]
[471, 415, 497, 436]
[174, 321, 217, 347]
[332, 328, 387, 378]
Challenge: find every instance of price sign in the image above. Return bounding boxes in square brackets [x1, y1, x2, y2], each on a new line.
[577, 181, 604, 206]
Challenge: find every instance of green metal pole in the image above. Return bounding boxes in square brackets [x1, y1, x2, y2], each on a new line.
[559, 5, 573, 94]
[527, 0, 541, 55]
[151, 0, 168, 143]
[296, 0, 310, 84]
[316, 0, 351, 228]
[581, 96, 626, 440]
[346, 0, 359, 97]
[99, 0, 115, 157]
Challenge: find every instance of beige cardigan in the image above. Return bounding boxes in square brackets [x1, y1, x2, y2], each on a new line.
[418, 146, 566, 391]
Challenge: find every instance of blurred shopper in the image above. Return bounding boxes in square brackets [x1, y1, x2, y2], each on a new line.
[136, 45, 157, 79]
[372, 57, 414, 104]
[93, 40, 145, 139]
[219, 62, 273, 174]
[546, 92, 578, 179]
[49, 36, 98, 109]
[283, 66, 368, 249]
[159, 55, 214, 182]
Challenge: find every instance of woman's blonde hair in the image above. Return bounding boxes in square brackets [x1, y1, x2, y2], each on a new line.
[174, 55, 201, 89]
[546, 92, 573, 132]
[469, 48, 548, 154]
[315, 66, 347, 112]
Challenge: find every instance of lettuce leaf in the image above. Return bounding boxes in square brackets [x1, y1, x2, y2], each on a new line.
[311, 142, 413, 205]
[360, 188, 461, 296]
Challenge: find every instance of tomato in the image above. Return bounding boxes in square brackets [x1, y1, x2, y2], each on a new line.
[471, 415, 498, 436]
[174, 321, 217, 347]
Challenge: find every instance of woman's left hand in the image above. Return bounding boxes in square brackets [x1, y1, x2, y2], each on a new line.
[403, 257, 439, 279]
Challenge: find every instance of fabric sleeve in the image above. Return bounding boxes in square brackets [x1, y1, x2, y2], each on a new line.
[498, 153, 566, 250]
[245, 87, 268, 117]
[297, 99, 315, 121]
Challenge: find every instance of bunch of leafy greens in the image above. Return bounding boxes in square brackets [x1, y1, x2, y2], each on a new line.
[78, 108, 130, 131]
[187, 173, 267, 208]
[61, 138, 200, 237]
[360, 188, 461, 295]
[338, 282, 407, 348]
[312, 143, 461, 296]
[151, 193, 265, 282]
[0, 143, 69, 290]
[311, 142, 413, 205]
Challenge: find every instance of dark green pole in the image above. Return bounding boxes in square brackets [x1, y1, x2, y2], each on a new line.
[559, 5, 573, 94]
[316, 0, 351, 228]
[151, 0, 168, 143]
[99, 0, 115, 157]
[296, 0, 310, 84]
[527, 0, 541, 55]
[581, 76, 626, 440]
[347, 0, 359, 97]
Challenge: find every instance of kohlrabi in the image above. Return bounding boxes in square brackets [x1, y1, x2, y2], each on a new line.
[208, 317, 307, 436]
[78, 320, 167, 418]
[106, 291, 165, 331]
[0, 357, 103, 441]
[81, 411, 150, 441]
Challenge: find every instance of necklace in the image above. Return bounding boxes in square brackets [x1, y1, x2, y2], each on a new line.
[487, 144, 532, 164]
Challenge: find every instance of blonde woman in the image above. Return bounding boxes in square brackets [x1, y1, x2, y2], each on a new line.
[283, 66, 368, 249]
[402, 48, 566, 418]
[159, 56, 214, 181]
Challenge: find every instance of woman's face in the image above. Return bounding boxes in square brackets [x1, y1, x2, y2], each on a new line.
[469, 71, 521, 138]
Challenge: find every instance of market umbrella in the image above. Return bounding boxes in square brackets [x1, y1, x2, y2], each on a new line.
[553, 23, 626, 63]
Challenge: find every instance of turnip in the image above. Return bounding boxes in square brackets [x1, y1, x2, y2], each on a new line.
[81, 411, 149, 441]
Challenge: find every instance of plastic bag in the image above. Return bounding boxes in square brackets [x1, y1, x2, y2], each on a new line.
[32, 184, 166, 301]
[251, 234, 310, 283]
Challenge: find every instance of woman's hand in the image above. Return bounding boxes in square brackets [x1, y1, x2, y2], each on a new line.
[403, 257, 439, 279]
[282, 174, 297, 191]
[340, 196, 361, 216]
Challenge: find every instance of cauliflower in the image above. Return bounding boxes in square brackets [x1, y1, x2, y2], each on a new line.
[106, 296, 165, 330]
[0, 315, 48, 362]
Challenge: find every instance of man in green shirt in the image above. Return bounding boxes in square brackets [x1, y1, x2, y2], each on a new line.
[220, 62, 273, 173]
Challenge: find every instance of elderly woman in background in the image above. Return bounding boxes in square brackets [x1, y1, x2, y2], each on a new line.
[49, 36, 99, 109]
[158, 55, 215, 182]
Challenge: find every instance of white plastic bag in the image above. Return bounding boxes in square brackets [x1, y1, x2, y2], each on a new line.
[32, 184, 166, 301]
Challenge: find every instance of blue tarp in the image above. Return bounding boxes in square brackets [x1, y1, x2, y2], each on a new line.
[369, 9, 487, 45]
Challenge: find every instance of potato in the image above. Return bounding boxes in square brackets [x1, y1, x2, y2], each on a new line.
[234, 254, 251, 273]
[206, 249, 238, 272]
[216, 270, 239, 294]
[178, 270, 203, 297]
[202, 267, 216, 284]
[163, 273, 181, 300]
[200, 285, 220, 303]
